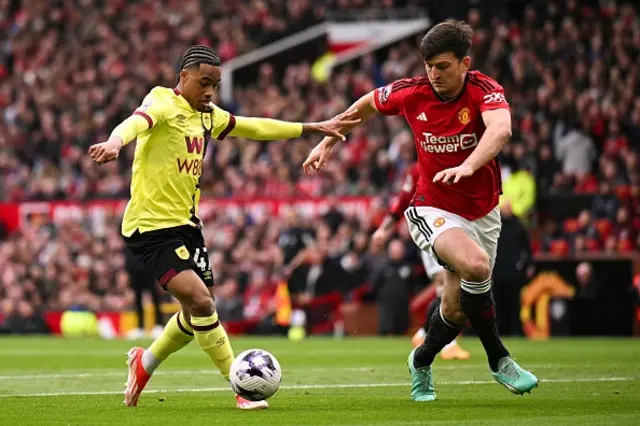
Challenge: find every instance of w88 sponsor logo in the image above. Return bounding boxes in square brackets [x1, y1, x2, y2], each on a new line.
[419, 132, 478, 153]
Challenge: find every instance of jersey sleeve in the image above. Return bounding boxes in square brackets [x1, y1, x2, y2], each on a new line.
[373, 79, 417, 116]
[211, 104, 236, 140]
[469, 74, 510, 113]
[133, 88, 171, 128]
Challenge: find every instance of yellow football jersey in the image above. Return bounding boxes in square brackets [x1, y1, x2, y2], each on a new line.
[121, 87, 234, 237]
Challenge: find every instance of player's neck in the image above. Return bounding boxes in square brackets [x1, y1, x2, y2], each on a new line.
[441, 79, 465, 101]
[174, 84, 197, 110]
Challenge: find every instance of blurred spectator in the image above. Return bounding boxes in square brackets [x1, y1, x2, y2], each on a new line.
[590, 183, 620, 220]
[286, 243, 348, 304]
[0, 300, 49, 335]
[554, 122, 597, 176]
[215, 277, 244, 322]
[370, 239, 413, 335]
[493, 200, 534, 336]
[501, 160, 536, 223]
[572, 262, 601, 336]
[125, 249, 164, 339]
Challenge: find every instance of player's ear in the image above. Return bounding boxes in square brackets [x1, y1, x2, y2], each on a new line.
[179, 69, 189, 84]
[461, 56, 471, 73]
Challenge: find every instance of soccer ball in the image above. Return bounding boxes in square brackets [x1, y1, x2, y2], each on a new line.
[229, 349, 282, 401]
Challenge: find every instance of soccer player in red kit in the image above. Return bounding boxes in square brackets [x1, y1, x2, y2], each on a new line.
[371, 162, 470, 360]
[304, 20, 538, 401]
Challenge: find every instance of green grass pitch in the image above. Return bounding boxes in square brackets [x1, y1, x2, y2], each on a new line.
[0, 336, 639, 425]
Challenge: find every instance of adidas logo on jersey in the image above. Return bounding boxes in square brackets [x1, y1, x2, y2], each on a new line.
[416, 112, 428, 121]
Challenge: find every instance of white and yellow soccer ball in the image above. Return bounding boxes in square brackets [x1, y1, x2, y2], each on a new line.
[229, 349, 282, 401]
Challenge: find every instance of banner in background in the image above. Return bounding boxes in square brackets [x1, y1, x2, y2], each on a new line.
[0, 197, 379, 232]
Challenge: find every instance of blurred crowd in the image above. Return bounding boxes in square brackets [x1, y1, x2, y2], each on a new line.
[0, 0, 417, 202]
[1, 0, 639, 333]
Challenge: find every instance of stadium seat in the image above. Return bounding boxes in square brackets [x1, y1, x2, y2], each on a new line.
[585, 238, 601, 252]
[549, 239, 570, 256]
[563, 218, 579, 234]
[614, 185, 631, 201]
[595, 219, 613, 239]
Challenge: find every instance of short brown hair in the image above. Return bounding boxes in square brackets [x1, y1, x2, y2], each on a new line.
[420, 19, 473, 61]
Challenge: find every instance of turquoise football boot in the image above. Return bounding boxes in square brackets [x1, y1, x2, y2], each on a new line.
[407, 348, 436, 401]
[491, 356, 539, 395]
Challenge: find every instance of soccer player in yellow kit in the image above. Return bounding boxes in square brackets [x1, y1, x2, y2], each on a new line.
[89, 45, 358, 409]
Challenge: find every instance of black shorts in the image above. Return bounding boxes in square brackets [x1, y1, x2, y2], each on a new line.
[124, 225, 214, 288]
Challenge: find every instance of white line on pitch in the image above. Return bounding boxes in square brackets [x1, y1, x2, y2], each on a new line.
[0, 364, 570, 380]
[0, 377, 635, 398]
[0, 348, 404, 357]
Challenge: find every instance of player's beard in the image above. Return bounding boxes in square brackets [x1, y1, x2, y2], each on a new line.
[437, 81, 464, 100]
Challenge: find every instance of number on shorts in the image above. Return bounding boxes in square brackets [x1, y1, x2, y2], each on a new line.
[193, 247, 208, 272]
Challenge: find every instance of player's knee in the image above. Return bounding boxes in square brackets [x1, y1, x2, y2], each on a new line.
[460, 252, 491, 283]
[441, 301, 466, 325]
[187, 289, 215, 317]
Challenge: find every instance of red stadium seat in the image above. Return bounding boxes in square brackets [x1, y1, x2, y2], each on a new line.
[585, 238, 601, 252]
[617, 238, 634, 253]
[563, 218, 579, 234]
[595, 219, 613, 239]
[549, 239, 570, 255]
[531, 240, 541, 254]
[614, 185, 631, 201]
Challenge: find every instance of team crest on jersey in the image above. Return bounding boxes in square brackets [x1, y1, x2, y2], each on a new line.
[433, 217, 446, 228]
[175, 245, 190, 260]
[458, 107, 471, 125]
[378, 84, 392, 104]
[176, 114, 186, 123]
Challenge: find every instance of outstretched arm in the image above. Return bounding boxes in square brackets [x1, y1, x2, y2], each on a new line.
[317, 91, 379, 144]
[225, 110, 360, 142]
[303, 91, 379, 175]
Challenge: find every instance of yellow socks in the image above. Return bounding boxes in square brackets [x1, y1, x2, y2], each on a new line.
[140, 311, 235, 380]
[191, 312, 234, 380]
[142, 312, 194, 374]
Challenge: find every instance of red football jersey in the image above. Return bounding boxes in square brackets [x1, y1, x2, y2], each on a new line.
[389, 162, 420, 218]
[374, 71, 508, 220]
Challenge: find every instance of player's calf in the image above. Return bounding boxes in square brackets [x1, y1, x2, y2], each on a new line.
[413, 306, 462, 369]
[440, 300, 466, 325]
[166, 270, 235, 381]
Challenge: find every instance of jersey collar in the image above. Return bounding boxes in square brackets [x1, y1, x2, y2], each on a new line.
[172, 87, 199, 112]
[431, 74, 468, 103]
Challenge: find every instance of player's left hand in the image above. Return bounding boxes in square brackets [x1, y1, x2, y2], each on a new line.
[433, 164, 475, 185]
[303, 139, 336, 176]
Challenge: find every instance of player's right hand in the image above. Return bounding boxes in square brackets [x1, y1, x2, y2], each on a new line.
[305, 108, 361, 141]
[89, 138, 123, 164]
